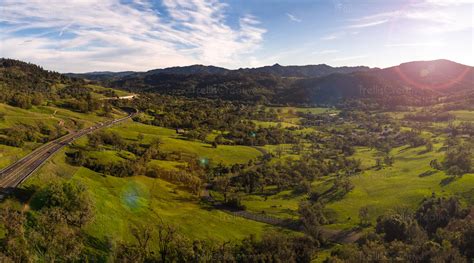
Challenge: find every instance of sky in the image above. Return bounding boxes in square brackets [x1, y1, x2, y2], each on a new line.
[0, 0, 473, 72]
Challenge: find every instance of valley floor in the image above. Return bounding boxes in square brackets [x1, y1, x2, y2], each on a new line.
[1, 103, 473, 261]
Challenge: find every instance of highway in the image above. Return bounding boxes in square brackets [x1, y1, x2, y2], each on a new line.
[0, 112, 136, 199]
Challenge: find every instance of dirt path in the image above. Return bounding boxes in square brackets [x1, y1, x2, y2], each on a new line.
[251, 146, 268, 155]
[220, 209, 362, 244]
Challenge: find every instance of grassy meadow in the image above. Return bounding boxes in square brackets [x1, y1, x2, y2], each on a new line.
[108, 121, 262, 165]
[24, 154, 271, 243]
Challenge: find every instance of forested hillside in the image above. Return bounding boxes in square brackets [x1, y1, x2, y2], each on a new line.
[75, 60, 472, 107]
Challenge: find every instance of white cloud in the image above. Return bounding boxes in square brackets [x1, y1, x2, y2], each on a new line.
[347, 19, 388, 28]
[0, 0, 266, 72]
[385, 42, 445, 47]
[286, 13, 302, 23]
[320, 33, 340, 41]
[424, 0, 474, 6]
[349, 1, 473, 34]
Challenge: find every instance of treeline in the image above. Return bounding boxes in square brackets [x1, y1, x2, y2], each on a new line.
[131, 94, 303, 146]
[114, 224, 316, 262]
[404, 111, 455, 122]
[0, 122, 65, 147]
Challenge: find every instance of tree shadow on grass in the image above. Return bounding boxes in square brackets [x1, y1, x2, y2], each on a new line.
[440, 176, 458, 186]
[83, 234, 110, 261]
[0, 185, 37, 205]
[398, 146, 413, 154]
[417, 149, 430, 155]
[203, 145, 214, 149]
[437, 146, 448, 153]
[418, 170, 438, 178]
[310, 188, 347, 203]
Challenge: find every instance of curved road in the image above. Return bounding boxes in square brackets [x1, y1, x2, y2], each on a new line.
[0, 112, 136, 199]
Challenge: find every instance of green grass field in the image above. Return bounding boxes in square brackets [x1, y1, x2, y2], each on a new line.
[73, 169, 271, 242]
[324, 143, 474, 230]
[108, 121, 262, 165]
[22, 147, 272, 247]
[147, 159, 186, 171]
[242, 189, 305, 219]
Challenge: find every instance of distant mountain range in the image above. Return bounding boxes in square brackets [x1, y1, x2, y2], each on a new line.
[67, 63, 371, 80]
[5, 58, 473, 106]
[237, 63, 372, 78]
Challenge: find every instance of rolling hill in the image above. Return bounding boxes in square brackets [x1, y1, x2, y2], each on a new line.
[378, 59, 474, 94]
[71, 59, 472, 106]
[5, 58, 473, 106]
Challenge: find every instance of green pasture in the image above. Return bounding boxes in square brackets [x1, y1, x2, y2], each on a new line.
[324, 144, 474, 230]
[108, 121, 262, 165]
[22, 148, 272, 246]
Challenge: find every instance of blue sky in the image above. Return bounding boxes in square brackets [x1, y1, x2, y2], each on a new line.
[0, 0, 472, 72]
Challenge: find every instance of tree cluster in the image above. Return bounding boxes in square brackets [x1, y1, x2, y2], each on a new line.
[327, 196, 473, 262]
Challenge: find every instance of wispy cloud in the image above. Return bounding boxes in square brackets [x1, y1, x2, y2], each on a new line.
[348, 1, 473, 34]
[320, 33, 341, 41]
[385, 42, 445, 47]
[286, 13, 302, 23]
[347, 19, 388, 28]
[424, 0, 474, 6]
[0, 0, 266, 72]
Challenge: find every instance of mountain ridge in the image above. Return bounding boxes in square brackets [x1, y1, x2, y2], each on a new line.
[67, 63, 373, 79]
[5, 58, 472, 106]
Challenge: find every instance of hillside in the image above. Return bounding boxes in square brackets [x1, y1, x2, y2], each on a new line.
[0, 58, 81, 94]
[72, 60, 472, 106]
[379, 59, 474, 94]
